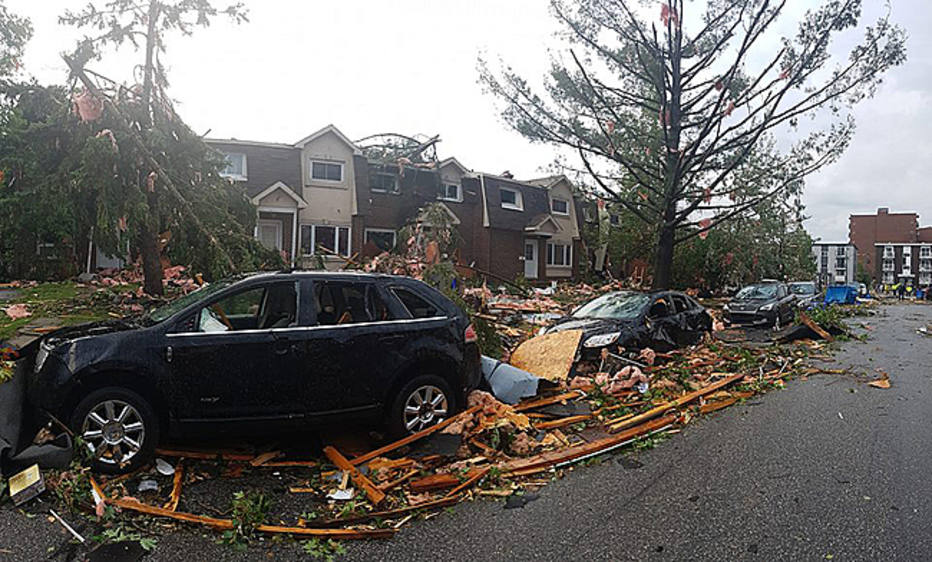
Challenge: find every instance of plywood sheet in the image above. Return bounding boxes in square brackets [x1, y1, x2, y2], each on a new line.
[509, 330, 582, 382]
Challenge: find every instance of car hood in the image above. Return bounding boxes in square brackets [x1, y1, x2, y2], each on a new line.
[43, 319, 142, 345]
[727, 297, 775, 312]
[548, 316, 641, 338]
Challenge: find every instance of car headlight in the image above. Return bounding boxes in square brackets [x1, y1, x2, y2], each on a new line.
[583, 332, 621, 348]
[759, 303, 775, 312]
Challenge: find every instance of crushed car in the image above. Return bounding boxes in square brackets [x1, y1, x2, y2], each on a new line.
[18, 271, 481, 473]
[788, 281, 819, 309]
[723, 281, 796, 329]
[542, 290, 712, 357]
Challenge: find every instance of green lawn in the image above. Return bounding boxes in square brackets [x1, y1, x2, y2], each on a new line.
[0, 281, 126, 341]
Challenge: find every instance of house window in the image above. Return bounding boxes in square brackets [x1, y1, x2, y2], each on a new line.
[883, 245, 894, 258]
[310, 161, 343, 182]
[551, 198, 569, 216]
[500, 188, 523, 211]
[370, 172, 398, 193]
[300, 225, 350, 257]
[546, 243, 571, 267]
[921, 246, 932, 258]
[835, 257, 846, 270]
[835, 246, 846, 256]
[439, 183, 461, 202]
[921, 272, 932, 286]
[921, 259, 932, 272]
[883, 272, 895, 284]
[883, 259, 895, 272]
[364, 229, 396, 252]
[220, 152, 247, 181]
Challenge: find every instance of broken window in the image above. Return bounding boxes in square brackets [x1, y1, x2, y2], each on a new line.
[370, 172, 398, 193]
[301, 225, 350, 257]
[314, 282, 388, 325]
[197, 284, 296, 332]
[365, 229, 396, 252]
[310, 161, 343, 182]
[547, 243, 571, 266]
[392, 288, 441, 319]
[551, 198, 569, 215]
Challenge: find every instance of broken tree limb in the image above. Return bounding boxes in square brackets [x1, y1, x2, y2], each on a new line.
[315, 495, 461, 528]
[514, 391, 584, 412]
[323, 446, 386, 506]
[351, 405, 482, 466]
[609, 373, 744, 432]
[798, 312, 834, 342]
[534, 414, 592, 430]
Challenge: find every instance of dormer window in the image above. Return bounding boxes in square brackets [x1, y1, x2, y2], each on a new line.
[551, 198, 569, 216]
[500, 187, 523, 211]
[220, 152, 247, 181]
[439, 183, 461, 202]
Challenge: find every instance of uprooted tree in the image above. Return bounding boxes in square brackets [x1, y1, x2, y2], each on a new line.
[59, 0, 256, 295]
[481, 0, 906, 289]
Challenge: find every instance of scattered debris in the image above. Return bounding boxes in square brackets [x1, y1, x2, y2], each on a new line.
[49, 508, 86, 544]
[509, 330, 582, 381]
[9, 463, 45, 506]
[868, 372, 891, 389]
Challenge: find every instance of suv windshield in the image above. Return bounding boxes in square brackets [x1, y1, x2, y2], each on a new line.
[144, 280, 234, 324]
[788, 282, 816, 296]
[735, 284, 778, 300]
[572, 292, 651, 320]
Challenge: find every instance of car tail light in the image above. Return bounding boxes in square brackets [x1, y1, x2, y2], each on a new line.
[464, 323, 478, 344]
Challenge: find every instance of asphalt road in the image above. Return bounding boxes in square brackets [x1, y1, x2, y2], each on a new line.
[1, 303, 930, 561]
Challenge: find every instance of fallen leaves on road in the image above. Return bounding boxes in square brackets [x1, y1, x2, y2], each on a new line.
[868, 372, 891, 389]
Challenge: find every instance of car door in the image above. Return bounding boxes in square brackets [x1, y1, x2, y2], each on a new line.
[645, 293, 680, 350]
[669, 293, 701, 346]
[776, 284, 794, 322]
[165, 280, 304, 422]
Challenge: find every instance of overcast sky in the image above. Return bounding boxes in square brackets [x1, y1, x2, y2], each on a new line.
[8, 0, 930, 242]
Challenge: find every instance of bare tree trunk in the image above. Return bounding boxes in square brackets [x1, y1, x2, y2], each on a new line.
[138, 0, 163, 296]
[653, 217, 676, 290]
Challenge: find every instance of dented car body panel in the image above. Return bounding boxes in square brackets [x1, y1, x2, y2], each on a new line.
[24, 272, 481, 437]
[544, 290, 712, 356]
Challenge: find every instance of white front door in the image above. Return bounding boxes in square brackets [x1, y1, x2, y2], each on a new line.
[258, 220, 282, 251]
[524, 239, 538, 279]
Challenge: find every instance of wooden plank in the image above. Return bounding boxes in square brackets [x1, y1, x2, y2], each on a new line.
[514, 391, 584, 412]
[409, 468, 486, 493]
[110, 497, 395, 539]
[609, 373, 744, 432]
[260, 460, 319, 468]
[699, 398, 736, 415]
[799, 312, 834, 342]
[162, 462, 184, 512]
[316, 495, 461, 528]
[378, 469, 419, 492]
[534, 414, 592, 430]
[350, 405, 482, 466]
[499, 414, 678, 476]
[249, 451, 281, 467]
[445, 466, 490, 498]
[323, 446, 386, 506]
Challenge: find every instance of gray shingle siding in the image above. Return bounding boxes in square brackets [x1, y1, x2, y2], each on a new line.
[207, 141, 301, 199]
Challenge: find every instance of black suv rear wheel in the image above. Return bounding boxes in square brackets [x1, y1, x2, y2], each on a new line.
[70, 387, 159, 474]
[387, 375, 454, 438]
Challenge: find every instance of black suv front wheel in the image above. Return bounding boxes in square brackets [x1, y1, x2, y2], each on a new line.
[70, 387, 159, 474]
[388, 375, 454, 438]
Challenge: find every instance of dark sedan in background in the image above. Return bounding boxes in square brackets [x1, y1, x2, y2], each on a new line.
[544, 290, 713, 356]
[723, 281, 796, 328]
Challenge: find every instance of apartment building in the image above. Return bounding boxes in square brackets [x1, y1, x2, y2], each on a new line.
[811, 243, 856, 286]
[206, 125, 582, 283]
[875, 243, 932, 286]
[848, 207, 932, 284]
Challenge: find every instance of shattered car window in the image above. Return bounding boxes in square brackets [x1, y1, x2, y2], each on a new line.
[145, 280, 234, 323]
[735, 284, 778, 299]
[199, 307, 229, 332]
[788, 282, 816, 296]
[572, 292, 650, 320]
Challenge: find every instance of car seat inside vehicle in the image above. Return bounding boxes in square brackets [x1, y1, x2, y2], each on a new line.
[258, 284, 297, 329]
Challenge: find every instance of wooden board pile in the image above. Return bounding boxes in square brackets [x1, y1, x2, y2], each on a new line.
[84, 340, 815, 543]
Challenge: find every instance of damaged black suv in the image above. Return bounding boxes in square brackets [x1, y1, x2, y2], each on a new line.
[23, 272, 481, 473]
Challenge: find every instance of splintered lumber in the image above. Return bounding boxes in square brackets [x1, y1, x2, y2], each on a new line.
[162, 462, 184, 512]
[260, 460, 319, 468]
[324, 446, 386, 506]
[409, 468, 486, 493]
[514, 390, 584, 412]
[499, 414, 678, 476]
[378, 469, 419, 492]
[609, 373, 744, 432]
[109, 497, 394, 539]
[699, 398, 736, 415]
[799, 312, 834, 342]
[445, 466, 490, 498]
[509, 330, 583, 382]
[316, 495, 462, 528]
[249, 451, 281, 466]
[534, 414, 592, 430]
[350, 405, 482, 466]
